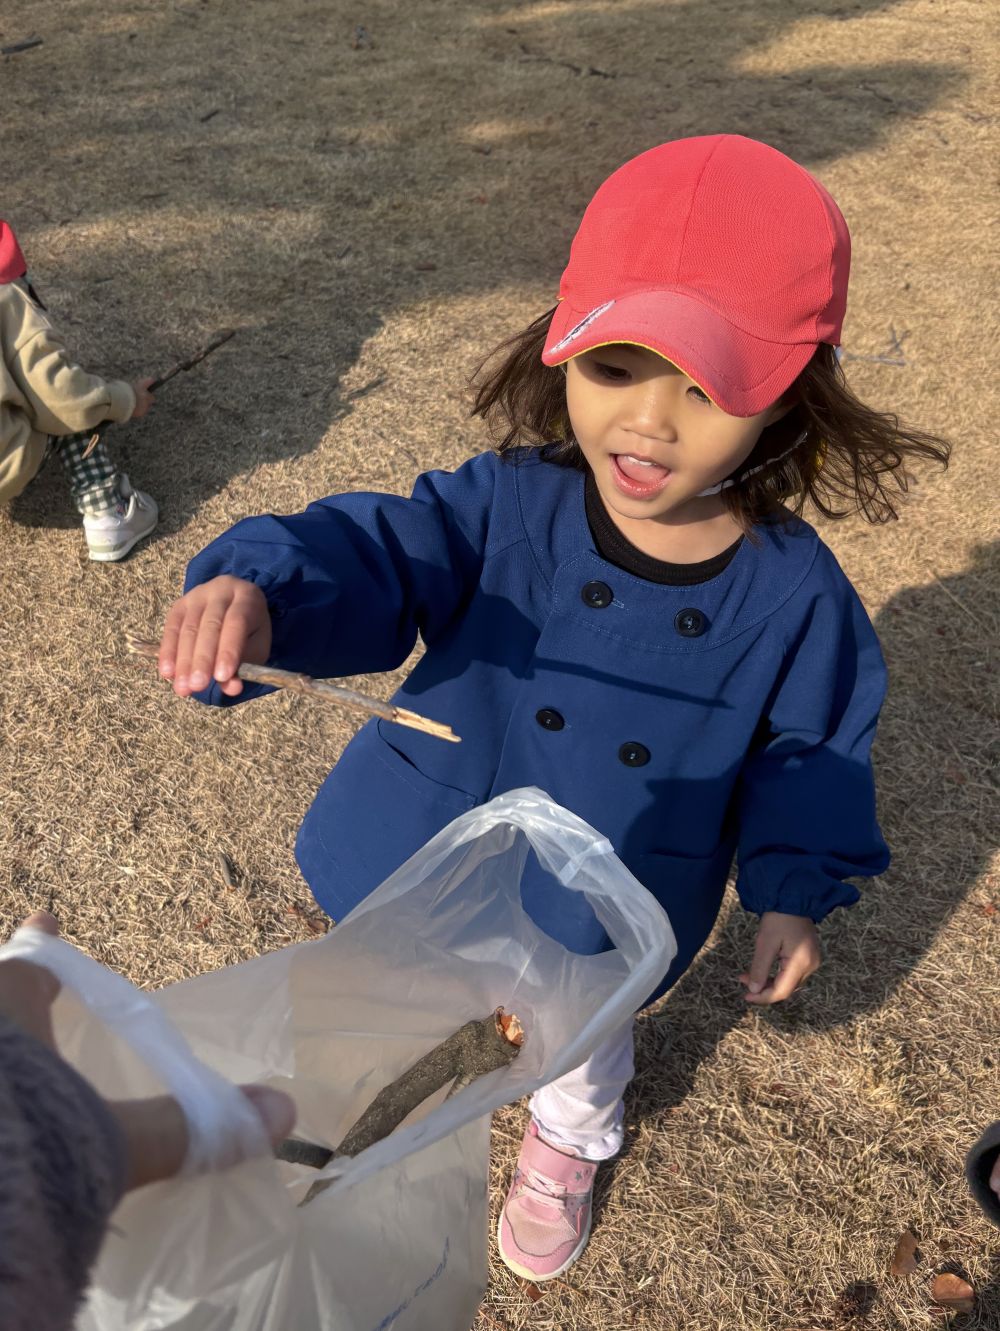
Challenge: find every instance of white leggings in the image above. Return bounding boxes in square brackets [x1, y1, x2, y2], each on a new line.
[528, 1019, 635, 1162]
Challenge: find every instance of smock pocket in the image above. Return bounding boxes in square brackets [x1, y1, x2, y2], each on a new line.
[296, 720, 478, 922]
[631, 844, 734, 1003]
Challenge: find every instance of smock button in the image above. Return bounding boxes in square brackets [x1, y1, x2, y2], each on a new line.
[535, 708, 565, 731]
[674, 607, 706, 638]
[581, 580, 613, 609]
[619, 741, 651, 767]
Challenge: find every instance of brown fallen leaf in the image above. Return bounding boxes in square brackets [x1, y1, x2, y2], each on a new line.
[930, 1272, 975, 1313]
[517, 1277, 544, 1302]
[216, 851, 237, 890]
[890, 1229, 919, 1276]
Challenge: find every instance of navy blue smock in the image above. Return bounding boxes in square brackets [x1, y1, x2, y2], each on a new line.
[186, 451, 889, 1000]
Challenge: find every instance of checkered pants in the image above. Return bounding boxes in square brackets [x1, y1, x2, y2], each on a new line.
[49, 429, 124, 516]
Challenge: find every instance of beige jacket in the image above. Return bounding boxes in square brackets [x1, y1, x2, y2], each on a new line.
[0, 279, 136, 504]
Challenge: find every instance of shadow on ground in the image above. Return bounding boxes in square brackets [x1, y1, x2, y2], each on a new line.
[596, 540, 998, 1318]
[6, 0, 963, 536]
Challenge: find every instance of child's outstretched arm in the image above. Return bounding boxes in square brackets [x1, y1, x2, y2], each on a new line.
[13, 316, 152, 435]
[163, 453, 497, 703]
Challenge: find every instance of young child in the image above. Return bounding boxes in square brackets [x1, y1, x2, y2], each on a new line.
[157, 136, 949, 1281]
[0, 219, 158, 561]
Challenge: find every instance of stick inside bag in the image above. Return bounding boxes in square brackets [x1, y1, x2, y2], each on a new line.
[278, 1009, 525, 1205]
[124, 633, 461, 743]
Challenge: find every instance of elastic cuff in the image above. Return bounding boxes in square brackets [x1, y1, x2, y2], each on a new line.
[105, 379, 137, 422]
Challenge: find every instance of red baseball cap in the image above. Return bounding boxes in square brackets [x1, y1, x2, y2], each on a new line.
[541, 135, 850, 416]
[0, 220, 27, 284]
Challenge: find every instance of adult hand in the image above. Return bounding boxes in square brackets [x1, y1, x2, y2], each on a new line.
[158, 575, 272, 699]
[739, 910, 821, 1006]
[131, 377, 156, 419]
[0, 912, 295, 1192]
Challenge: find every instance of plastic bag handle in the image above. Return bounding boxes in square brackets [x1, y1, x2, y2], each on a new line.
[0, 927, 269, 1173]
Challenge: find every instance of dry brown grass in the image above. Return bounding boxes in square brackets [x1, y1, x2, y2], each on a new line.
[1, 0, 997, 1326]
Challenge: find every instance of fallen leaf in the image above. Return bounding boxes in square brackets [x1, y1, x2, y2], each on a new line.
[890, 1229, 919, 1276]
[216, 851, 237, 890]
[982, 902, 997, 917]
[517, 1278, 544, 1302]
[930, 1272, 975, 1313]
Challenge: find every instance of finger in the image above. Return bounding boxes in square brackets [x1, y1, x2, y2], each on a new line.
[241, 1085, 297, 1145]
[213, 599, 256, 684]
[172, 601, 207, 695]
[990, 1153, 1000, 1196]
[158, 600, 188, 679]
[766, 954, 810, 1004]
[164, 596, 207, 692]
[0, 915, 64, 1042]
[112, 1094, 188, 1193]
[112, 1085, 297, 1193]
[188, 591, 240, 692]
[744, 931, 780, 996]
[22, 910, 59, 936]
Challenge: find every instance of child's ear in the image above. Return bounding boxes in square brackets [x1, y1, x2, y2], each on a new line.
[762, 396, 796, 427]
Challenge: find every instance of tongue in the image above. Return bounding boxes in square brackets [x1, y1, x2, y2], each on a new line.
[617, 455, 668, 483]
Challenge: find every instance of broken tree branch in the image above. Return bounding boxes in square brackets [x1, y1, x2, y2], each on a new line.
[277, 1008, 524, 1204]
[124, 632, 461, 743]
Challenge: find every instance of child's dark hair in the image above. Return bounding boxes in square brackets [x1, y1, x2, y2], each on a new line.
[472, 307, 950, 529]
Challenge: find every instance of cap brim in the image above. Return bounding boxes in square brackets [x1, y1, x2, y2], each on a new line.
[541, 289, 815, 416]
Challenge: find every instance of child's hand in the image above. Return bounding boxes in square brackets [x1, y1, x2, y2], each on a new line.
[0, 912, 295, 1193]
[740, 911, 821, 1005]
[131, 377, 156, 419]
[158, 576, 272, 698]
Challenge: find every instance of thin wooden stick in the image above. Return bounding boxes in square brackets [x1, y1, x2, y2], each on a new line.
[276, 1008, 525, 1205]
[82, 330, 236, 457]
[1, 36, 44, 55]
[124, 632, 461, 743]
[147, 328, 235, 392]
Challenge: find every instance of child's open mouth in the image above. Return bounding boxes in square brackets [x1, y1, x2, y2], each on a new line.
[610, 453, 672, 498]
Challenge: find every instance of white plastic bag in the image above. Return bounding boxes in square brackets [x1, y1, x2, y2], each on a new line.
[2, 788, 676, 1330]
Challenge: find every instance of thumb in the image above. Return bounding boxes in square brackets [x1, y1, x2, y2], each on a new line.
[115, 1085, 297, 1193]
[241, 1084, 297, 1145]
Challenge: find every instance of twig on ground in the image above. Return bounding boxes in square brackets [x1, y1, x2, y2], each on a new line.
[277, 1009, 524, 1204]
[216, 852, 237, 890]
[344, 374, 387, 401]
[124, 632, 462, 743]
[2, 37, 44, 56]
[517, 42, 616, 78]
[148, 328, 235, 392]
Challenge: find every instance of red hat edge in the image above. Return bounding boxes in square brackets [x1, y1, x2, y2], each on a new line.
[0, 221, 28, 284]
[541, 290, 820, 417]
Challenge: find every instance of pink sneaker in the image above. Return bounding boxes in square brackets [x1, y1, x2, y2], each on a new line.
[497, 1120, 597, 1281]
